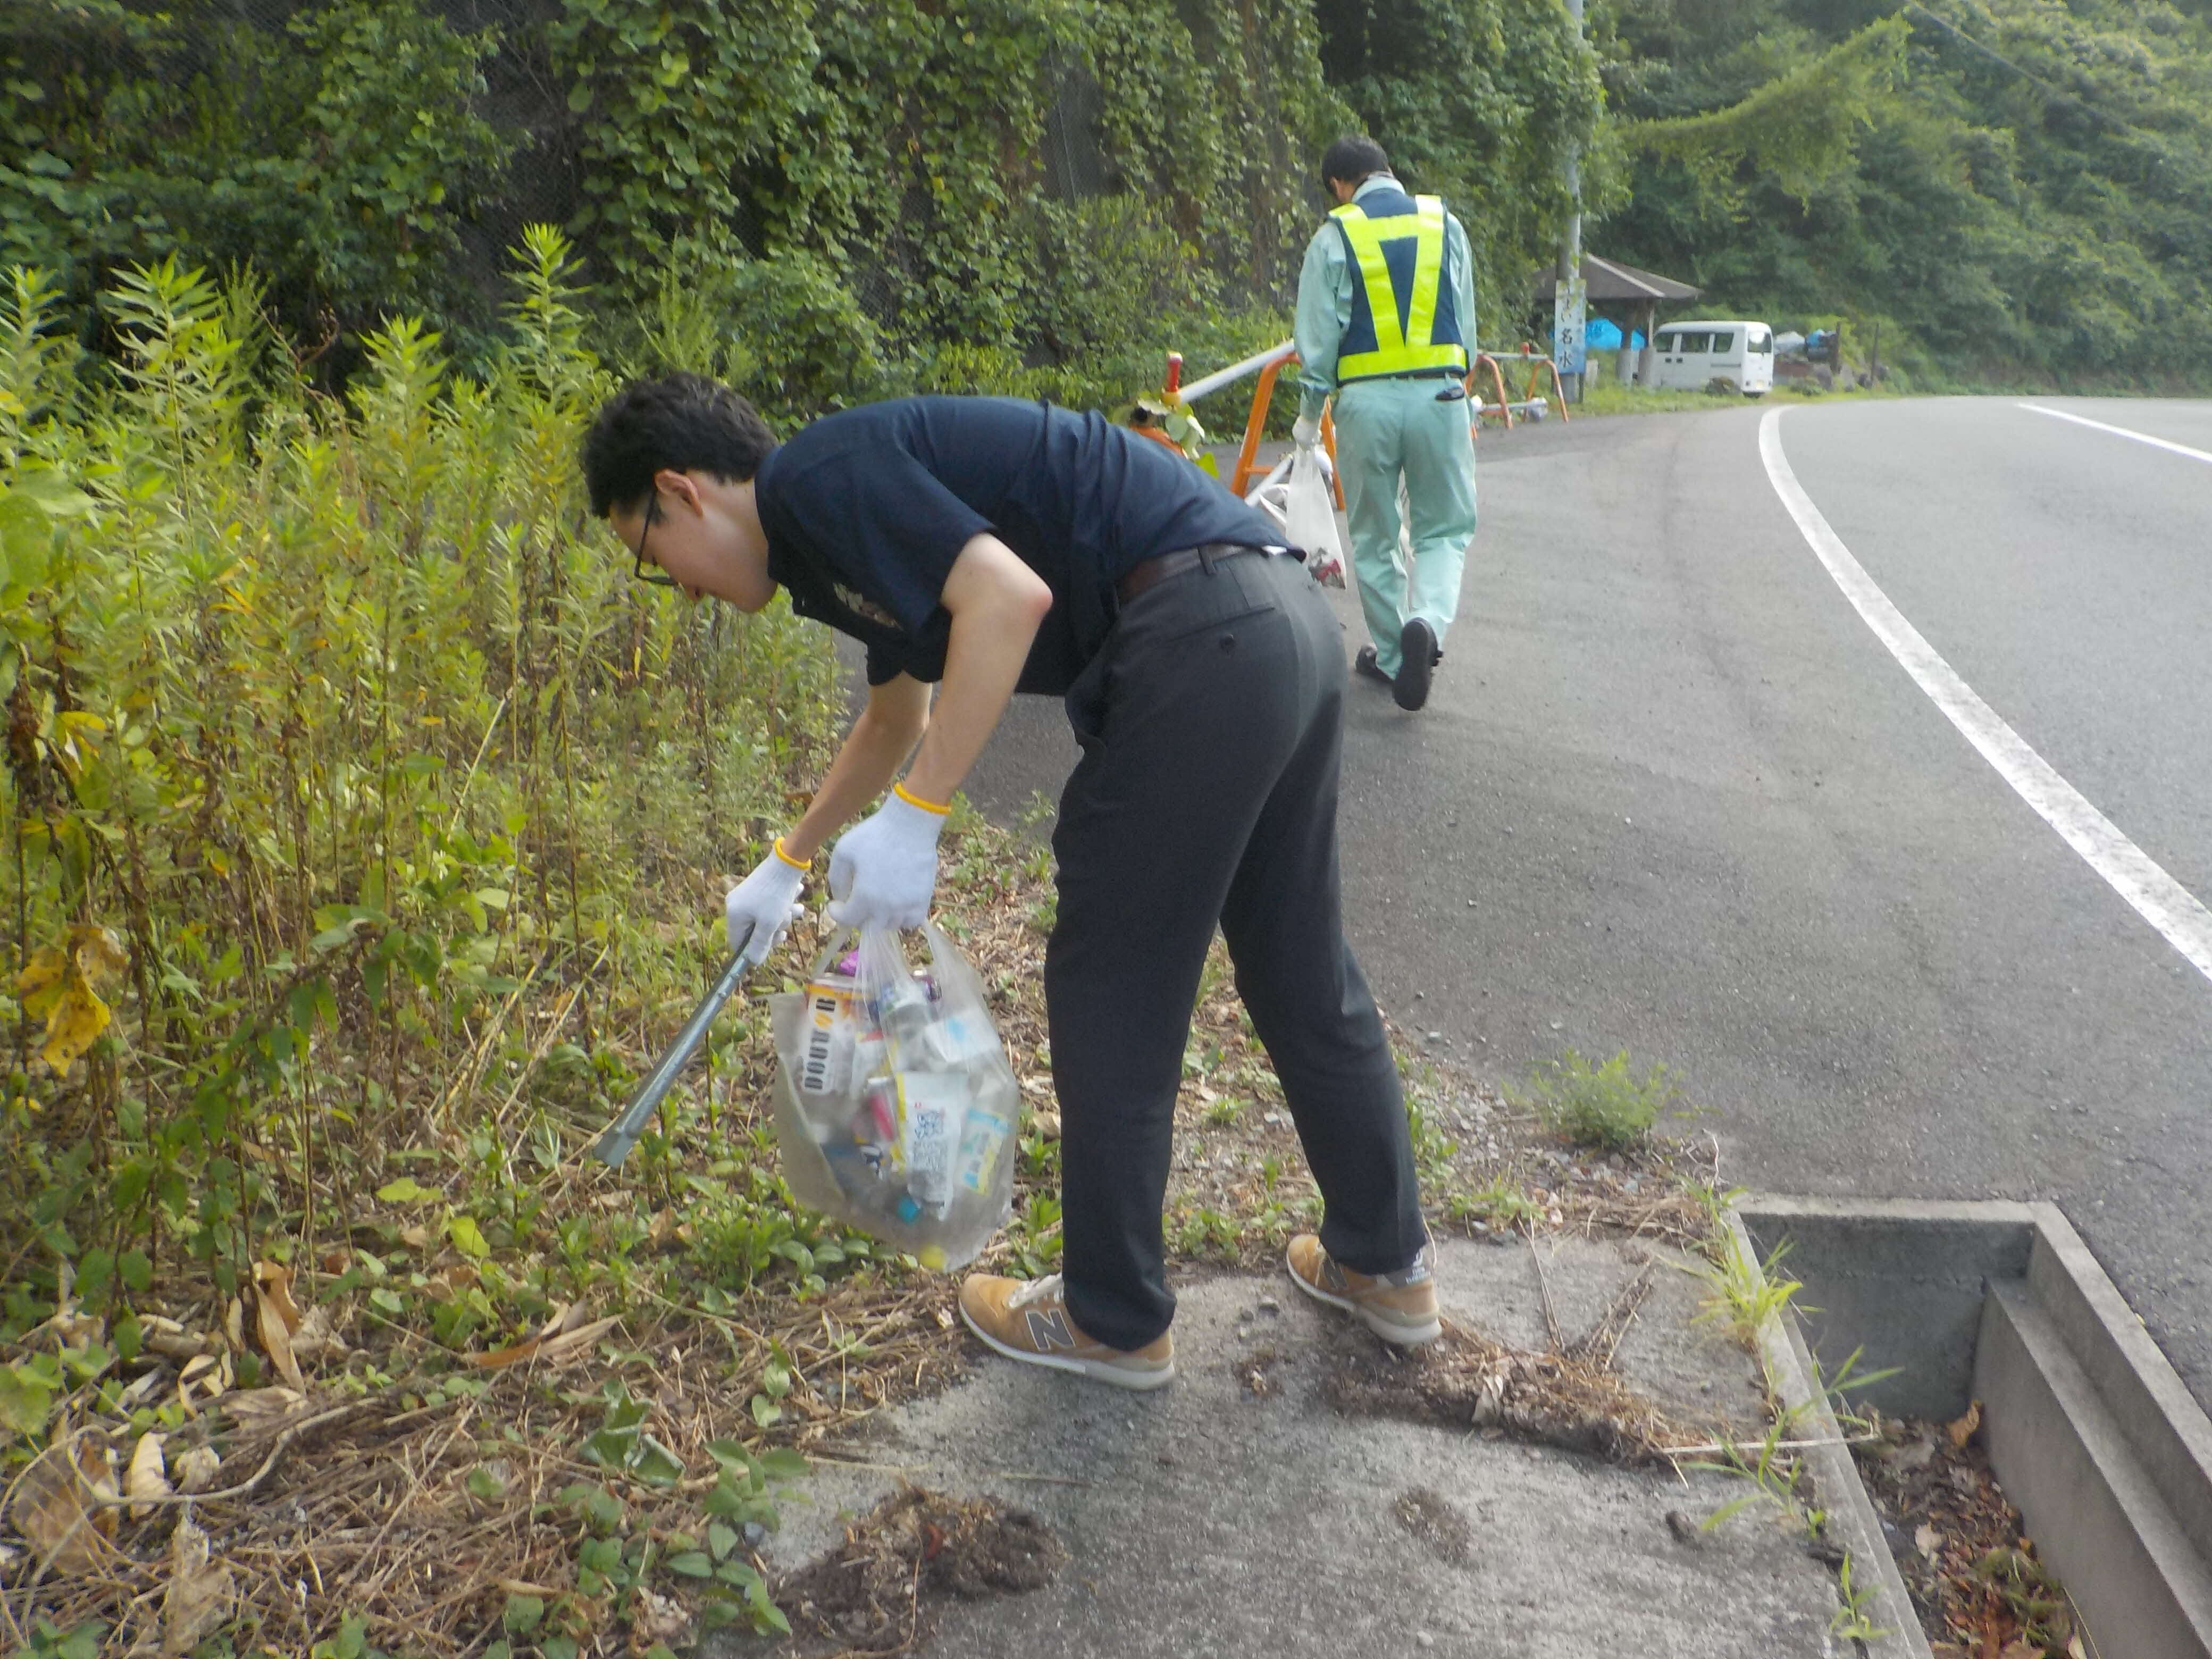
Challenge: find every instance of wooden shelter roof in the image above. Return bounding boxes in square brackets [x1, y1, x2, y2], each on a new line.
[1533, 255, 1703, 304]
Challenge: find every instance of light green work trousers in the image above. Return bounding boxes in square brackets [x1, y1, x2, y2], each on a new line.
[1333, 376, 1478, 678]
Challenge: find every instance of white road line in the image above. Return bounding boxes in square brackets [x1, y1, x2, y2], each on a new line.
[1759, 407, 2212, 987]
[2018, 401, 2212, 466]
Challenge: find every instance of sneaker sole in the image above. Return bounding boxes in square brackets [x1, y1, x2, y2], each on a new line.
[1285, 1245, 1445, 1346]
[959, 1302, 1177, 1390]
[1394, 619, 1436, 711]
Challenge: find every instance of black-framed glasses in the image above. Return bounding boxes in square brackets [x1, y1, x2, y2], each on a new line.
[630, 493, 678, 588]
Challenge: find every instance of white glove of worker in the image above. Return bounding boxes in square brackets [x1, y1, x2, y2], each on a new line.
[1292, 413, 1322, 449]
[826, 787, 948, 932]
[725, 843, 808, 966]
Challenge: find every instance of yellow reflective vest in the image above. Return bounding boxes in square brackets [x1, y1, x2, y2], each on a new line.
[1329, 191, 1470, 383]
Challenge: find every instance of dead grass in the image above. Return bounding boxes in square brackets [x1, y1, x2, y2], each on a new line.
[2, 809, 1733, 1655]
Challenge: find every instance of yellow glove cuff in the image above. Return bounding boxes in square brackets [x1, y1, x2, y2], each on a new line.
[772, 836, 811, 870]
[892, 781, 951, 816]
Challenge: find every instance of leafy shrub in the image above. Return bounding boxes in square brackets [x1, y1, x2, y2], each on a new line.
[627, 241, 890, 428]
[0, 227, 843, 1328]
[1516, 1048, 1685, 1152]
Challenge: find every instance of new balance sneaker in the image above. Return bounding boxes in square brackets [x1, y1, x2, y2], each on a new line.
[957, 1272, 1176, 1390]
[1285, 1235, 1443, 1346]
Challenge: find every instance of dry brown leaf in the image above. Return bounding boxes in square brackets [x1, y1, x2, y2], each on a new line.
[252, 1260, 304, 1335]
[1947, 1398, 1983, 1449]
[174, 1444, 222, 1494]
[144, 1320, 211, 1362]
[224, 1296, 245, 1351]
[1916, 1522, 1942, 1557]
[221, 1385, 306, 1429]
[1997, 1643, 2042, 1659]
[255, 1281, 305, 1389]
[288, 1303, 348, 1362]
[161, 1514, 234, 1657]
[13, 1438, 119, 1575]
[127, 1431, 172, 1518]
[462, 1314, 620, 1372]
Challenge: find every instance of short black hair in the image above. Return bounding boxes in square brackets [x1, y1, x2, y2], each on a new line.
[581, 373, 779, 517]
[1322, 136, 1390, 189]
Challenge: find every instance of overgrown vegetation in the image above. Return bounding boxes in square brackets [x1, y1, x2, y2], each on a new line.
[1596, 0, 2212, 388]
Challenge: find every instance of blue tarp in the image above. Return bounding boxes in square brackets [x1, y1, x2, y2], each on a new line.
[1583, 317, 1645, 351]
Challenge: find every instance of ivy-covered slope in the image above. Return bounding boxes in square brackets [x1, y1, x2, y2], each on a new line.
[7, 0, 2206, 395]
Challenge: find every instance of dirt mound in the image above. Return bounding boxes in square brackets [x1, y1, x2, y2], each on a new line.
[1321, 1319, 1704, 1465]
[778, 1484, 1068, 1652]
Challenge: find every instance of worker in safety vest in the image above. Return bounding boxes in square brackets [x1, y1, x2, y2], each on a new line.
[1292, 135, 1478, 713]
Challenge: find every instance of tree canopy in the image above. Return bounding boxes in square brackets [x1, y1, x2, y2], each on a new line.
[4, 0, 2209, 392]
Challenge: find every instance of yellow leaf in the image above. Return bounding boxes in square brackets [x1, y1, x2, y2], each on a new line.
[39, 979, 111, 1072]
[14, 946, 68, 1015]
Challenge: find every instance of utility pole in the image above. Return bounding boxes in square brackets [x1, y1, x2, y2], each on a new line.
[1553, 0, 1588, 403]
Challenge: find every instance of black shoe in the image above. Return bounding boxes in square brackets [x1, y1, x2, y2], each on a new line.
[1394, 618, 1437, 710]
[1353, 645, 1394, 688]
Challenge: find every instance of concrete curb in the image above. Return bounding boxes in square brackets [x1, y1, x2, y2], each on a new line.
[1738, 1195, 2212, 1659]
[1723, 1210, 1931, 1659]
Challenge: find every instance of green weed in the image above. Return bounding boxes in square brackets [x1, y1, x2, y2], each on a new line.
[1516, 1048, 1686, 1153]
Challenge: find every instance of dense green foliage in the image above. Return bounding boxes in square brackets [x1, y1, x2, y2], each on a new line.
[12, 0, 2212, 392]
[1598, 0, 2212, 386]
[2, 0, 513, 345]
[0, 231, 858, 1344]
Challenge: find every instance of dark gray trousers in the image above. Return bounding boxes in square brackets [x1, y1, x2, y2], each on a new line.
[1048, 548, 1426, 1352]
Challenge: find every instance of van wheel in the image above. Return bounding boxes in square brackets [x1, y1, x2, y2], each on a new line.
[1744, 389, 1767, 399]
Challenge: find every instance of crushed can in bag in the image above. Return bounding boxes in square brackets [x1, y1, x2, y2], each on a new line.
[769, 922, 1023, 1269]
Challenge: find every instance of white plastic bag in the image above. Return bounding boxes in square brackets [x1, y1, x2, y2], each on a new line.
[1284, 445, 1347, 588]
[769, 924, 1020, 1270]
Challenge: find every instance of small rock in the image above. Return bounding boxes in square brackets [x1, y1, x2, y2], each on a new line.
[1256, 1294, 1279, 1314]
[1664, 1510, 1699, 1545]
[743, 1521, 769, 1547]
[1415, 1635, 1436, 1650]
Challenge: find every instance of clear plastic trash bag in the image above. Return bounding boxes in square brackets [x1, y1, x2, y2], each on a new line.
[1284, 444, 1347, 588]
[769, 923, 1020, 1270]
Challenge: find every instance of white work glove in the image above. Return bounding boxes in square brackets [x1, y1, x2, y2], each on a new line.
[725, 841, 808, 966]
[1292, 413, 1322, 448]
[826, 786, 948, 932]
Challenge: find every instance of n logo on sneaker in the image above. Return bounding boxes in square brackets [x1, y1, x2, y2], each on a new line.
[1025, 1309, 1078, 1352]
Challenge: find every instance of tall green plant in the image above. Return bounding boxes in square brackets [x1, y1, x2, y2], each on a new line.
[0, 229, 840, 1328]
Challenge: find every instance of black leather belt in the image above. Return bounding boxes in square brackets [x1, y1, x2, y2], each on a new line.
[1117, 542, 1280, 604]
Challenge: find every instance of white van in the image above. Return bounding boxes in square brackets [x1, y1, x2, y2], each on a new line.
[1648, 320, 1774, 395]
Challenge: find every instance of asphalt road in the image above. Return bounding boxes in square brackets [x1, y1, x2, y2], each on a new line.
[951, 396, 2212, 1409]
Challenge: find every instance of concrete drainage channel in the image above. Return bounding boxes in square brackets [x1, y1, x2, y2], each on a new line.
[1729, 1196, 2212, 1658]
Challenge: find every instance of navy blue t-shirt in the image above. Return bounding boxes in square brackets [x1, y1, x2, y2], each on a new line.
[753, 396, 1284, 693]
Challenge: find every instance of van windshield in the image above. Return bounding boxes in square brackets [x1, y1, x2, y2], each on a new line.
[1750, 330, 1771, 353]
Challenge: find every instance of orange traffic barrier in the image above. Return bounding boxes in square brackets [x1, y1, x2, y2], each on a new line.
[1227, 351, 1341, 507]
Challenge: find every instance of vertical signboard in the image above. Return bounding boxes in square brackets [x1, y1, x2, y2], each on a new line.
[1553, 273, 1588, 378]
